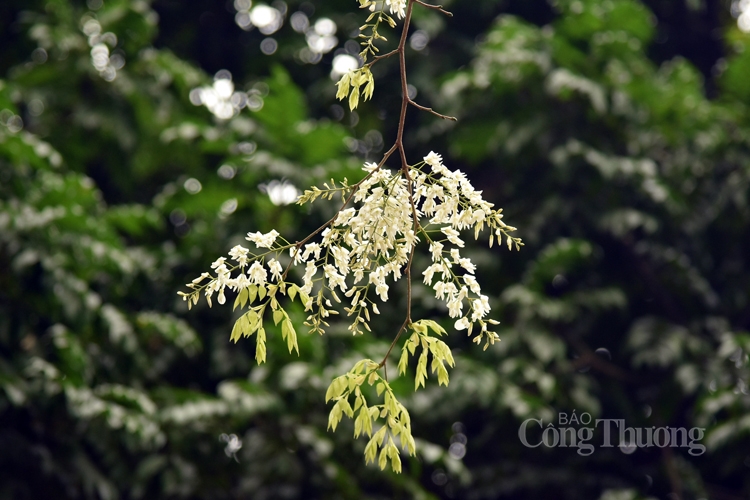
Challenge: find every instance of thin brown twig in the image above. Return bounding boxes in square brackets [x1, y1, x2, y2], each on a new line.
[414, 0, 452, 16]
[394, 0, 415, 171]
[367, 49, 399, 67]
[379, 0, 419, 372]
[379, 154, 422, 373]
[379, 244, 417, 373]
[336, 0, 454, 371]
[408, 99, 457, 121]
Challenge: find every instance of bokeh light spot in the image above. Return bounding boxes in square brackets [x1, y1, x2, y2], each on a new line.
[184, 178, 202, 194]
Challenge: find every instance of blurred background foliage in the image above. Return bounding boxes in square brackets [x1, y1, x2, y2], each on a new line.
[1, 0, 749, 498]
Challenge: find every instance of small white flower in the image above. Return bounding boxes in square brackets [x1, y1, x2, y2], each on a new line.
[267, 259, 283, 282]
[228, 245, 250, 267]
[422, 263, 441, 285]
[450, 248, 461, 263]
[463, 275, 482, 295]
[215, 265, 231, 288]
[376, 282, 389, 301]
[440, 227, 465, 248]
[454, 317, 470, 331]
[447, 297, 463, 318]
[248, 261, 267, 285]
[433, 281, 447, 300]
[302, 243, 322, 261]
[246, 229, 279, 248]
[471, 295, 491, 321]
[429, 241, 444, 262]
[301, 260, 317, 294]
[369, 266, 389, 301]
[385, 0, 406, 19]
[334, 208, 356, 227]
[192, 272, 210, 284]
[232, 273, 251, 291]
[324, 264, 347, 293]
[423, 151, 443, 168]
[459, 258, 476, 274]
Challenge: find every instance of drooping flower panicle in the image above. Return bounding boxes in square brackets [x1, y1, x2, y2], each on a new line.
[180, 152, 521, 347]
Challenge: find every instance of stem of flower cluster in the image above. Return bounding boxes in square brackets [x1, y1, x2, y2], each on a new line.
[377, 0, 416, 376]
[395, 0, 415, 172]
[378, 0, 453, 375]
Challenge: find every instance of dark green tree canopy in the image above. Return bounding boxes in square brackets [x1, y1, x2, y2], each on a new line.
[1, 0, 749, 498]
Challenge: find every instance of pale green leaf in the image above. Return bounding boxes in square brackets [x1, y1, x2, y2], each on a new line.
[373, 425, 387, 446]
[354, 411, 363, 438]
[378, 446, 388, 470]
[415, 350, 428, 390]
[398, 347, 409, 375]
[349, 86, 360, 111]
[364, 435, 379, 464]
[340, 398, 354, 418]
[328, 400, 344, 431]
[388, 441, 401, 473]
[406, 333, 418, 355]
[361, 406, 373, 437]
[282, 319, 299, 355]
[230, 318, 243, 343]
[256, 327, 266, 364]
[325, 376, 347, 402]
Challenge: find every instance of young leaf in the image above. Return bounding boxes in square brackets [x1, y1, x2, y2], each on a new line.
[328, 400, 344, 431]
[232, 288, 243, 311]
[354, 410, 364, 438]
[424, 319, 446, 336]
[360, 405, 373, 437]
[376, 382, 386, 397]
[349, 86, 360, 111]
[256, 327, 267, 364]
[325, 376, 347, 402]
[340, 397, 354, 418]
[415, 350, 428, 390]
[398, 347, 409, 375]
[378, 446, 388, 470]
[387, 440, 401, 473]
[364, 434, 379, 464]
[230, 318, 244, 343]
[282, 319, 299, 355]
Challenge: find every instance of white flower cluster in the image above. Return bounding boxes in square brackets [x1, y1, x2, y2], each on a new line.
[410, 152, 514, 343]
[180, 152, 521, 346]
[360, 0, 406, 19]
[385, 0, 406, 19]
[186, 231, 285, 308]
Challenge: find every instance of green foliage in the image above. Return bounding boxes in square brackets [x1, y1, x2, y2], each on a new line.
[3, 0, 750, 498]
[399, 320, 454, 389]
[325, 359, 415, 473]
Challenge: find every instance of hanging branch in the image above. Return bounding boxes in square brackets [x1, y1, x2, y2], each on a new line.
[180, 0, 523, 472]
